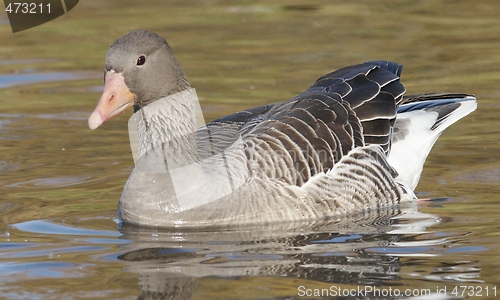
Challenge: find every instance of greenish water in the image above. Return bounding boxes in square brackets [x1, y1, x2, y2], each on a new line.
[1, 1, 500, 299]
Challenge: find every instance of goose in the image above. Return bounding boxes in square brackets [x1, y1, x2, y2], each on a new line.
[88, 30, 476, 227]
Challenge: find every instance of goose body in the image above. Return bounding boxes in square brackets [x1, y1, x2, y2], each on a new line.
[88, 31, 476, 227]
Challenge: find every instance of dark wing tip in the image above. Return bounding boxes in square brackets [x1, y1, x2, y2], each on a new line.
[363, 60, 403, 78]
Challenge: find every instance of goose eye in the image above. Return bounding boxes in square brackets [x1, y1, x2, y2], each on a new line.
[136, 55, 146, 66]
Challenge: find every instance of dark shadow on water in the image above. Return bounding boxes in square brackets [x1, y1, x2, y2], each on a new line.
[117, 204, 462, 299]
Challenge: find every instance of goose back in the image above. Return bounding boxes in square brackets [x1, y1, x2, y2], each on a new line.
[202, 61, 405, 186]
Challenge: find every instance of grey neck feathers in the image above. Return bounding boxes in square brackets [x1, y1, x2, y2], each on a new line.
[134, 89, 199, 168]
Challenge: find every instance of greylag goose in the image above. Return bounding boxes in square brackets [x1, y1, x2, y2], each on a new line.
[88, 31, 476, 227]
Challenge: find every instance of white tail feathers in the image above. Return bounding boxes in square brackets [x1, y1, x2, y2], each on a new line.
[388, 96, 477, 190]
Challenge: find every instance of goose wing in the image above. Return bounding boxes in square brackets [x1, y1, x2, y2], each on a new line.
[238, 61, 405, 185]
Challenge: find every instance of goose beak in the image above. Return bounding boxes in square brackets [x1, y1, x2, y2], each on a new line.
[88, 71, 135, 130]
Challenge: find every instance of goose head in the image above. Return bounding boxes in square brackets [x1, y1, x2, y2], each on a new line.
[88, 30, 189, 130]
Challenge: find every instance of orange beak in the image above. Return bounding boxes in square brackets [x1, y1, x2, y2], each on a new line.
[88, 71, 135, 130]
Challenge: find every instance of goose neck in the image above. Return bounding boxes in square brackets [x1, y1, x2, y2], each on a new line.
[134, 89, 199, 166]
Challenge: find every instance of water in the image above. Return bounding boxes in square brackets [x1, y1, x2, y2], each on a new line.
[1, 0, 500, 299]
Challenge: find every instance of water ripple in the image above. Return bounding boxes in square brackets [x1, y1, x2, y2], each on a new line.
[5, 176, 91, 188]
[0, 71, 98, 89]
[11, 220, 121, 237]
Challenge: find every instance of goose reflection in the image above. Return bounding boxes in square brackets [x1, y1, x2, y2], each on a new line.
[117, 203, 461, 299]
